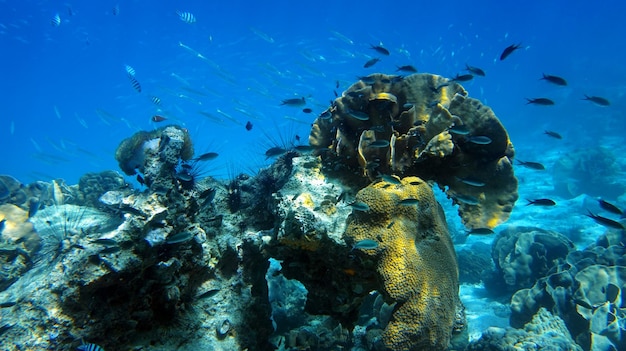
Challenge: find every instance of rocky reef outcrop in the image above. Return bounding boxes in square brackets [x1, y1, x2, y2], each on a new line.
[0, 73, 520, 350]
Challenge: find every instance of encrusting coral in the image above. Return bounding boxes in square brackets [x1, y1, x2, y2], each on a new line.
[310, 73, 517, 229]
[345, 176, 460, 350]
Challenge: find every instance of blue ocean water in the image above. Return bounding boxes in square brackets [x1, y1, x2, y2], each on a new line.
[1, 0, 624, 184]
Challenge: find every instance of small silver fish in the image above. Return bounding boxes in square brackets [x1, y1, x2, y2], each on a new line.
[352, 239, 379, 250]
[399, 198, 419, 206]
[348, 201, 370, 212]
[380, 174, 401, 185]
[455, 176, 485, 187]
[166, 231, 195, 244]
[448, 125, 470, 135]
[468, 135, 492, 145]
[369, 140, 390, 148]
[346, 109, 369, 121]
[454, 194, 479, 205]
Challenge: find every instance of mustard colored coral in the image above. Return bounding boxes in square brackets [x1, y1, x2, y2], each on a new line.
[309, 73, 518, 229]
[345, 176, 459, 350]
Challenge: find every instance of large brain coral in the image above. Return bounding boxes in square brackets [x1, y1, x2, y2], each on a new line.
[345, 176, 460, 350]
[310, 73, 518, 229]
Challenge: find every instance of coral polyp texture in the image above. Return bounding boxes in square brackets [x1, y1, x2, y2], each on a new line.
[310, 73, 518, 229]
[345, 176, 460, 350]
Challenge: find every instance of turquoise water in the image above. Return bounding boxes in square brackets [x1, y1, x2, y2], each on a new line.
[2, 0, 624, 184]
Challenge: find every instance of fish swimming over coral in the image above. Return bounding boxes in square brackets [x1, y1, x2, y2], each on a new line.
[586, 210, 625, 230]
[396, 65, 418, 73]
[516, 160, 545, 170]
[465, 64, 485, 76]
[526, 198, 556, 206]
[597, 199, 623, 216]
[363, 58, 380, 68]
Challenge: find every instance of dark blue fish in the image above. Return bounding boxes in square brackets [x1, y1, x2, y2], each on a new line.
[396, 65, 417, 73]
[540, 74, 567, 86]
[526, 198, 556, 206]
[280, 97, 306, 106]
[352, 239, 379, 250]
[500, 43, 522, 61]
[467, 228, 494, 236]
[370, 45, 390, 56]
[363, 58, 380, 68]
[544, 130, 562, 139]
[586, 210, 626, 230]
[582, 95, 610, 106]
[526, 98, 554, 105]
[451, 73, 473, 82]
[598, 199, 623, 216]
[465, 64, 485, 76]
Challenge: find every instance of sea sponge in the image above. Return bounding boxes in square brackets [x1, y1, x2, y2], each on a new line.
[310, 73, 517, 229]
[345, 176, 459, 350]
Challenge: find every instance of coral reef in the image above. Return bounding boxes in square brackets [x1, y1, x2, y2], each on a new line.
[114, 125, 194, 192]
[310, 73, 517, 229]
[267, 156, 462, 350]
[0, 74, 522, 350]
[467, 307, 583, 351]
[77, 171, 128, 209]
[510, 231, 626, 350]
[345, 176, 460, 350]
[552, 146, 625, 200]
[485, 226, 575, 293]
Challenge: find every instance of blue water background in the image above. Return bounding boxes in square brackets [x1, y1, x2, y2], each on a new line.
[1, 0, 625, 185]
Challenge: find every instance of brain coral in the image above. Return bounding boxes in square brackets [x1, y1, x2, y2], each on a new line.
[345, 176, 459, 350]
[310, 73, 517, 229]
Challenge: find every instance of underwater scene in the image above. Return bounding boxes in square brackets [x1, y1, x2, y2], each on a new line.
[1, 0, 626, 350]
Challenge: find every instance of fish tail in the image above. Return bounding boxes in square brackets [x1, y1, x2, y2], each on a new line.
[525, 199, 534, 206]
